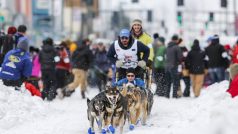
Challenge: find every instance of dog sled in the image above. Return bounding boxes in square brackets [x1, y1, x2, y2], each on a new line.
[115, 61, 153, 90]
[114, 61, 154, 116]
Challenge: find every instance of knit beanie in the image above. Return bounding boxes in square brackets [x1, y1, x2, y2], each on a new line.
[230, 63, 238, 80]
[131, 19, 142, 27]
[17, 37, 29, 51]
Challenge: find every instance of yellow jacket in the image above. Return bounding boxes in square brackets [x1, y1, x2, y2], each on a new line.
[133, 32, 154, 61]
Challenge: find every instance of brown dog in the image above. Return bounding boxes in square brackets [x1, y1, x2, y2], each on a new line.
[121, 83, 148, 130]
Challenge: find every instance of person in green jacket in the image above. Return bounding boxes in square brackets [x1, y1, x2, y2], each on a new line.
[153, 36, 166, 96]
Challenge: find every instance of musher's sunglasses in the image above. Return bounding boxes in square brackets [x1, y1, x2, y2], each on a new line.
[127, 75, 135, 77]
[121, 37, 129, 40]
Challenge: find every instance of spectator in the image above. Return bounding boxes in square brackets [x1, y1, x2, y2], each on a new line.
[0, 37, 32, 91]
[55, 41, 71, 90]
[153, 36, 166, 96]
[94, 42, 111, 92]
[62, 38, 94, 99]
[186, 39, 207, 97]
[205, 35, 227, 84]
[28, 46, 41, 89]
[164, 34, 183, 98]
[232, 40, 238, 64]
[0, 26, 17, 65]
[177, 38, 190, 97]
[15, 25, 27, 44]
[130, 19, 154, 68]
[39, 37, 59, 101]
[227, 63, 238, 98]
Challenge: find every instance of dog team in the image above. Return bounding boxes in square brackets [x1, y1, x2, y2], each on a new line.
[87, 68, 154, 134]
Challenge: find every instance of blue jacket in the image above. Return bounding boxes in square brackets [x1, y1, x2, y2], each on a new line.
[0, 48, 32, 80]
[115, 78, 145, 88]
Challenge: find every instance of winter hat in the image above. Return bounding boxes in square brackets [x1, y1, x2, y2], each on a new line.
[119, 29, 130, 38]
[7, 26, 17, 34]
[131, 19, 142, 27]
[230, 63, 238, 80]
[212, 34, 220, 44]
[126, 68, 135, 74]
[17, 37, 29, 51]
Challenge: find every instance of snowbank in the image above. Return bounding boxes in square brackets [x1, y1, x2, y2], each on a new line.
[0, 80, 237, 134]
[0, 83, 47, 133]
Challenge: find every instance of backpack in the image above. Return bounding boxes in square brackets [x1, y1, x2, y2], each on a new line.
[0, 34, 16, 65]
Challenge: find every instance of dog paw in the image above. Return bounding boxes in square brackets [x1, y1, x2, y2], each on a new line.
[101, 128, 107, 134]
[108, 125, 115, 133]
[87, 128, 95, 134]
[129, 124, 135, 130]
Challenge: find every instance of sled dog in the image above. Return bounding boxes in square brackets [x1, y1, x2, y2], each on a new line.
[121, 83, 148, 128]
[104, 86, 127, 134]
[87, 93, 106, 133]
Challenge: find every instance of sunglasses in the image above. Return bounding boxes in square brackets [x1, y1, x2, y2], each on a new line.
[127, 75, 135, 77]
[121, 37, 129, 40]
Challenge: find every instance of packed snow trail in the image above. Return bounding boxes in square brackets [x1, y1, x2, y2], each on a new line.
[1, 81, 238, 134]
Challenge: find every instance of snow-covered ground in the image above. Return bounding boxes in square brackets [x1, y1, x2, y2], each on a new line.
[0, 80, 238, 134]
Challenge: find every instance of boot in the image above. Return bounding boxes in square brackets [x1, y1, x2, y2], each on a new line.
[62, 87, 75, 97]
[183, 90, 190, 97]
[65, 90, 75, 97]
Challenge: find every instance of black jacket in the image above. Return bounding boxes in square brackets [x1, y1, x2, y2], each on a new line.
[205, 43, 226, 68]
[186, 44, 206, 74]
[71, 44, 93, 70]
[39, 44, 58, 70]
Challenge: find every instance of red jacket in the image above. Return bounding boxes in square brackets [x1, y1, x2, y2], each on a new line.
[227, 74, 238, 98]
[56, 47, 71, 70]
[232, 45, 238, 64]
[24, 82, 42, 97]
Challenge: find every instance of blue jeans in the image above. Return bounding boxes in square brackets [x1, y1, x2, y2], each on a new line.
[208, 67, 225, 84]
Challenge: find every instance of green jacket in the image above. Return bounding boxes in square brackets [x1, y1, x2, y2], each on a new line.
[154, 45, 166, 69]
